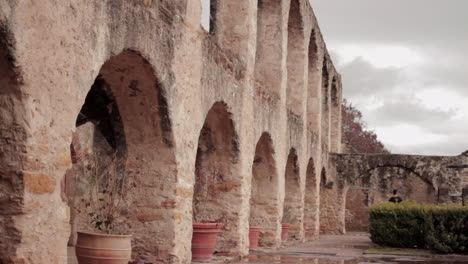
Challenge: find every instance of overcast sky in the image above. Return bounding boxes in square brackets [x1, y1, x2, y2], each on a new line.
[310, 0, 468, 156]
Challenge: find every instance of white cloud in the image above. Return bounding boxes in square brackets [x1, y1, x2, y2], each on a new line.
[416, 88, 468, 119]
[333, 44, 426, 68]
[311, 0, 468, 156]
[375, 124, 448, 147]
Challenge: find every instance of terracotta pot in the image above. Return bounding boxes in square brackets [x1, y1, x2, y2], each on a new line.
[281, 223, 291, 241]
[192, 223, 223, 262]
[75, 232, 132, 264]
[248, 226, 262, 250]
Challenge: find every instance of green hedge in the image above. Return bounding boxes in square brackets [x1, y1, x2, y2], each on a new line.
[370, 201, 468, 253]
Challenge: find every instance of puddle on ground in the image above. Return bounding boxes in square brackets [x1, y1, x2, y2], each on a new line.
[341, 244, 372, 250]
[235, 253, 468, 264]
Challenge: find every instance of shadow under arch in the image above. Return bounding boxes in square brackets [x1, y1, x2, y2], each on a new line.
[0, 24, 27, 263]
[283, 148, 303, 241]
[304, 157, 318, 239]
[193, 101, 243, 254]
[67, 50, 178, 263]
[249, 132, 280, 247]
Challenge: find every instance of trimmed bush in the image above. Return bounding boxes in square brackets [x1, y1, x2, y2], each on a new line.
[370, 201, 468, 254]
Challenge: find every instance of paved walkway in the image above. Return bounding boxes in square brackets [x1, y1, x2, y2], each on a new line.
[232, 233, 468, 264]
[68, 233, 468, 263]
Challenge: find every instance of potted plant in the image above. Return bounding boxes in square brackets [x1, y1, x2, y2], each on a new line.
[191, 222, 223, 262]
[72, 153, 132, 264]
[191, 195, 224, 261]
[248, 226, 262, 250]
[281, 208, 293, 241]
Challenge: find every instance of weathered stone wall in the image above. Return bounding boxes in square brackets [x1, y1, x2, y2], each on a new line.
[0, 0, 343, 263]
[326, 153, 467, 234]
[345, 167, 438, 231]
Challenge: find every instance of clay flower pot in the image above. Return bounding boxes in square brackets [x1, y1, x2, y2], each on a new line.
[192, 223, 223, 262]
[75, 232, 132, 264]
[281, 223, 291, 241]
[248, 226, 262, 250]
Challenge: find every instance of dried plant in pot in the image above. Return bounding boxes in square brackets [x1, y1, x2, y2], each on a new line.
[191, 198, 224, 261]
[72, 154, 132, 264]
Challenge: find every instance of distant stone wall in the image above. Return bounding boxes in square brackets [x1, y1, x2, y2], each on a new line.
[325, 153, 467, 233]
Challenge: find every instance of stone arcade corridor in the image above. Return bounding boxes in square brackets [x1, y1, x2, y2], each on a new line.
[0, 0, 466, 264]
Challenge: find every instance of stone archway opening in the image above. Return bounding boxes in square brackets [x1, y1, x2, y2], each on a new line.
[249, 132, 280, 247]
[282, 148, 303, 240]
[66, 51, 177, 263]
[304, 158, 317, 239]
[345, 166, 438, 232]
[193, 102, 242, 254]
[286, 0, 306, 115]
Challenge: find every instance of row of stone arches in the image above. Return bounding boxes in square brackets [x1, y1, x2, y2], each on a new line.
[200, 0, 341, 125]
[58, 50, 329, 262]
[0, 2, 341, 262]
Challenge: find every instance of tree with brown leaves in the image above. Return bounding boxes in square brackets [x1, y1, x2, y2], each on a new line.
[342, 99, 390, 154]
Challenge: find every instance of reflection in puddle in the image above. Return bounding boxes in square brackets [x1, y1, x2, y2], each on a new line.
[239, 253, 468, 264]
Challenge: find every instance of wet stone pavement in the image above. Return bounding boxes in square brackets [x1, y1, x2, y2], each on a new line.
[211, 233, 468, 264]
[68, 233, 468, 263]
[235, 253, 468, 264]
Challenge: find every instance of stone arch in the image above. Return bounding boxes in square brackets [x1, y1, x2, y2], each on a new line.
[249, 132, 280, 247]
[307, 29, 320, 132]
[304, 158, 318, 239]
[353, 165, 437, 201]
[283, 148, 303, 240]
[345, 165, 437, 232]
[286, 0, 306, 115]
[67, 50, 178, 263]
[254, 0, 283, 97]
[0, 26, 26, 263]
[193, 101, 242, 253]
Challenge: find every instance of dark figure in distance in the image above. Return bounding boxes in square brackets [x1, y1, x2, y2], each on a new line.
[389, 189, 403, 203]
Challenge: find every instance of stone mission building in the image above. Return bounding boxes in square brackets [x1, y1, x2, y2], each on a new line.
[1, 0, 353, 263]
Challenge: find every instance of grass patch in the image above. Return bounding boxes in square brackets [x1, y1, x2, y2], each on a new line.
[365, 247, 432, 256]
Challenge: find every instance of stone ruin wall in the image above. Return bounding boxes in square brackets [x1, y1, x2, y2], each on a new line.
[324, 153, 468, 233]
[0, 0, 344, 263]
